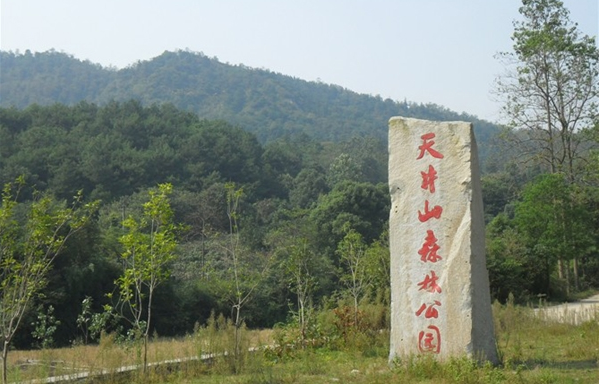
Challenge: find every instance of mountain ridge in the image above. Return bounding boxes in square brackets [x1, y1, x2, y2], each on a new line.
[0, 49, 500, 154]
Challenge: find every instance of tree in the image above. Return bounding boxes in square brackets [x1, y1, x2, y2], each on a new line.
[310, 181, 389, 255]
[213, 183, 270, 368]
[364, 229, 391, 302]
[285, 238, 318, 344]
[514, 174, 594, 297]
[289, 167, 328, 209]
[0, 177, 97, 384]
[485, 213, 529, 302]
[110, 183, 178, 372]
[336, 227, 371, 329]
[495, 0, 599, 183]
[327, 153, 362, 188]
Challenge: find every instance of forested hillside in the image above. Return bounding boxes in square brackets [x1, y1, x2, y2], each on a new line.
[0, 102, 394, 348]
[1, 100, 598, 352]
[0, 50, 499, 159]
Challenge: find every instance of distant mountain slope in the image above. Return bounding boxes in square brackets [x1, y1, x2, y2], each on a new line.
[0, 49, 500, 152]
[1, 50, 112, 106]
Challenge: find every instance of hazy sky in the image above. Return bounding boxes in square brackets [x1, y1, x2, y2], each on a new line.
[1, 0, 597, 123]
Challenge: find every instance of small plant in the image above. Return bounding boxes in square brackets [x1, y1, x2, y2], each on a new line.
[31, 304, 60, 349]
[76, 296, 92, 344]
[77, 298, 119, 346]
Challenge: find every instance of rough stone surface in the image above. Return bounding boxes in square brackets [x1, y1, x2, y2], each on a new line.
[388, 117, 498, 364]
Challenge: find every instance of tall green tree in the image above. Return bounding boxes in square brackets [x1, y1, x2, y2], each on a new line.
[0, 177, 97, 384]
[111, 183, 178, 372]
[495, 0, 599, 182]
[310, 181, 389, 256]
[514, 174, 594, 297]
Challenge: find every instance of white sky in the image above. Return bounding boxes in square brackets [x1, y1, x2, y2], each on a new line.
[1, 0, 597, 123]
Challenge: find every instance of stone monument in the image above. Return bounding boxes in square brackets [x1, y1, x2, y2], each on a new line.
[388, 117, 498, 364]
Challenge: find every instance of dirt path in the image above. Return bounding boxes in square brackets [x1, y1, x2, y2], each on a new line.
[534, 294, 599, 325]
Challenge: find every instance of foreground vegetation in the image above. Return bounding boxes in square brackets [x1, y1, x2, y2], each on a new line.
[4, 301, 599, 384]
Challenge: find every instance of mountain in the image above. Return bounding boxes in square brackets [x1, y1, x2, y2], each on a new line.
[0, 49, 500, 157]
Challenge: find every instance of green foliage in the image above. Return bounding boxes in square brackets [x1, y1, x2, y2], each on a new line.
[284, 238, 318, 343]
[77, 296, 114, 344]
[496, 0, 599, 181]
[289, 167, 329, 209]
[200, 183, 273, 366]
[111, 183, 179, 371]
[486, 173, 598, 302]
[336, 228, 373, 328]
[364, 230, 390, 301]
[115, 184, 178, 308]
[310, 181, 389, 257]
[31, 305, 60, 349]
[0, 177, 98, 383]
[514, 174, 595, 296]
[486, 214, 529, 302]
[76, 296, 92, 344]
[481, 172, 520, 222]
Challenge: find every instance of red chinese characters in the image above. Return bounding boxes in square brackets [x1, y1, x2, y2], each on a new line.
[421, 165, 438, 193]
[415, 300, 442, 319]
[417, 133, 444, 160]
[417, 271, 442, 293]
[418, 200, 443, 222]
[418, 230, 442, 263]
[414, 131, 444, 354]
[418, 325, 441, 353]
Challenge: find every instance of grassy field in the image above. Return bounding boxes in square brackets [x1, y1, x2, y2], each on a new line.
[5, 302, 599, 384]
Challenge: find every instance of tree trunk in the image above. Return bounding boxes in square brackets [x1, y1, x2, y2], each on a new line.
[234, 304, 242, 370]
[143, 334, 148, 374]
[557, 258, 564, 279]
[573, 256, 580, 291]
[353, 295, 359, 330]
[143, 290, 153, 374]
[2, 340, 9, 384]
[564, 259, 571, 298]
[298, 295, 306, 345]
[545, 257, 551, 296]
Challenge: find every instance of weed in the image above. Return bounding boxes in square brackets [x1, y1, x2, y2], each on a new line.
[5, 300, 599, 383]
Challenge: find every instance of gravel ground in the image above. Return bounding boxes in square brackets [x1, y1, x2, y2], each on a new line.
[534, 294, 599, 325]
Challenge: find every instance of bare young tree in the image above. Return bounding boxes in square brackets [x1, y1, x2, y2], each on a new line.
[495, 0, 599, 183]
[285, 238, 317, 344]
[336, 227, 371, 329]
[216, 183, 269, 369]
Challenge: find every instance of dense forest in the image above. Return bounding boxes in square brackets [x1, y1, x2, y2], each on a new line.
[1, 0, 598, 356]
[0, 101, 394, 348]
[0, 99, 596, 350]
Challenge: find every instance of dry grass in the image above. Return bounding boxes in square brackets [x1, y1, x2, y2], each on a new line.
[4, 303, 599, 384]
[5, 328, 273, 382]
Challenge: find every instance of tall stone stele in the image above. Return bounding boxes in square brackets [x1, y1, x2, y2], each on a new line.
[388, 117, 498, 364]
